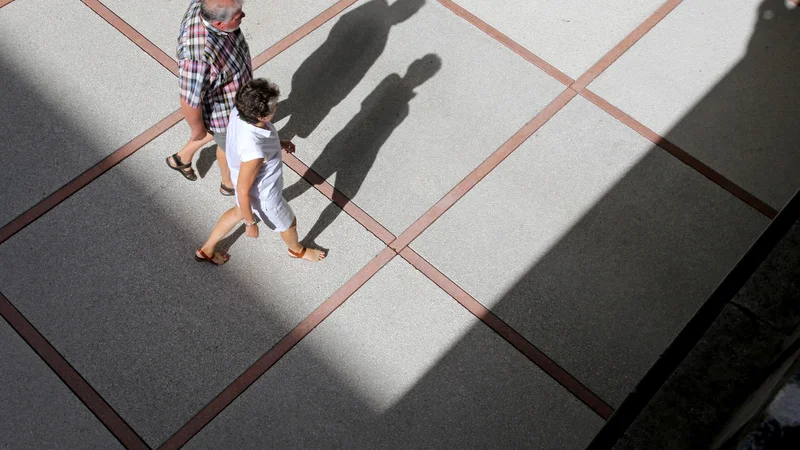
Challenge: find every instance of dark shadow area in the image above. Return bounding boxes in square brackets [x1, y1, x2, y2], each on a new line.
[284, 54, 442, 245]
[195, 143, 221, 179]
[394, 1, 798, 449]
[273, 0, 425, 141]
[1, 1, 798, 449]
[656, 0, 800, 210]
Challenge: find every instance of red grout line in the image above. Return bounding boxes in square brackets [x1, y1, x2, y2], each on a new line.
[434, 0, 775, 220]
[399, 248, 614, 420]
[282, 152, 397, 245]
[251, 0, 359, 68]
[0, 111, 183, 246]
[580, 89, 778, 219]
[437, 0, 573, 86]
[570, 0, 683, 92]
[81, 0, 179, 76]
[390, 88, 577, 252]
[0, 293, 149, 449]
[158, 248, 396, 449]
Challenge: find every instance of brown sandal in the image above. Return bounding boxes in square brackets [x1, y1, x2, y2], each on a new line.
[166, 154, 197, 181]
[194, 249, 229, 265]
[288, 247, 307, 259]
[219, 183, 235, 196]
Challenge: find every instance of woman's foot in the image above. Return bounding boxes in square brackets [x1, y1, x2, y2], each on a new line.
[288, 246, 326, 262]
[195, 248, 229, 265]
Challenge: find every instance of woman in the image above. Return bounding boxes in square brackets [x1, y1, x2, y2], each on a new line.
[195, 78, 327, 265]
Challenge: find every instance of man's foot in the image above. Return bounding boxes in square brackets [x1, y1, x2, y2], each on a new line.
[288, 247, 327, 262]
[219, 183, 235, 196]
[166, 153, 197, 181]
[195, 248, 229, 265]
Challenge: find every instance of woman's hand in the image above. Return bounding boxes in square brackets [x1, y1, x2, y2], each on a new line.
[245, 222, 259, 238]
[280, 140, 296, 154]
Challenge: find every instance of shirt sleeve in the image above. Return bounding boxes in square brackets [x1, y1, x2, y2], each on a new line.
[238, 141, 265, 163]
[178, 59, 211, 108]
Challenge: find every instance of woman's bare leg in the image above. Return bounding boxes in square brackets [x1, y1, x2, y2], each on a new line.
[199, 206, 243, 262]
[280, 218, 326, 262]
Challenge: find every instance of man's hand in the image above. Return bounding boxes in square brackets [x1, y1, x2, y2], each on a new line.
[245, 222, 259, 238]
[281, 140, 296, 154]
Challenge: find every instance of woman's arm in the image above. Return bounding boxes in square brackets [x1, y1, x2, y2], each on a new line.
[237, 158, 264, 237]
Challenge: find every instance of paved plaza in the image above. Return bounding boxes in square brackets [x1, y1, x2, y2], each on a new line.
[1, 0, 798, 448]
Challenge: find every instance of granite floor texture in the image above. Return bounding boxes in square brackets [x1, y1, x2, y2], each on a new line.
[1, 0, 798, 448]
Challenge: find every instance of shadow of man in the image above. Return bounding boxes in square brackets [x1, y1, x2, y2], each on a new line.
[285, 54, 442, 246]
[661, 0, 799, 209]
[273, 0, 426, 141]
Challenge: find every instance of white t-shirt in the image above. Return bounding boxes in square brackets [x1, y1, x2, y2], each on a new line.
[225, 107, 284, 209]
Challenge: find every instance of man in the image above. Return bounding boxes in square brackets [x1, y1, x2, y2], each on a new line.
[166, 0, 251, 196]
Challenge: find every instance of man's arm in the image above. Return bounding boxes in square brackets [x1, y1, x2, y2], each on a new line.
[180, 97, 208, 141]
[178, 59, 211, 140]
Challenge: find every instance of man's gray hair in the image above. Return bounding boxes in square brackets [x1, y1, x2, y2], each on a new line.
[200, 0, 244, 23]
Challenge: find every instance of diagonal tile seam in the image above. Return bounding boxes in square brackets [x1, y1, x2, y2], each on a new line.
[1, 0, 763, 444]
[579, 90, 778, 219]
[399, 248, 615, 420]
[438, 0, 777, 219]
[81, 0, 179, 76]
[0, 0, 361, 246]
[158, 248, 397, 450]
[0, 0, 366, 447]
[6, 0, 606, 442]
[0, 292, 150, 450]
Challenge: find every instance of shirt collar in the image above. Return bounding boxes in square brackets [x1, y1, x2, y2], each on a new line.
[249, 121, 275, 138]
[201, 17, 230, 35]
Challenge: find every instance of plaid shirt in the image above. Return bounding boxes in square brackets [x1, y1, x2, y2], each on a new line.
[177, 0, 252, 132]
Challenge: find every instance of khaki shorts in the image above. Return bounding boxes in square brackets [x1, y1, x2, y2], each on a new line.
[210, 131, 227, 152]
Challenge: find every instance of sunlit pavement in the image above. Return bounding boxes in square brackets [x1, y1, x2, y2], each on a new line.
[1, 1, 798, 448]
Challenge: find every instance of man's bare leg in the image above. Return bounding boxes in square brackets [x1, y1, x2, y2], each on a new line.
[280, 218, 326, 262]
[198, 205, 243, 263]
[217, 146, 233, 189]
[176, 133, 214, 164]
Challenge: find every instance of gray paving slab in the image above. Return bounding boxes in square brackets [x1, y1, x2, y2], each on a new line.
[101, 0, 339, 60]
[186, 257, 604, 449]
[411, 95, 770, 406]
[0, 121, 384, 446]
[454, 0, 664, 79]
[0, 0, 176, 227]
[589, 0, 800, 210]
[257, 0, 566, 234]
[0, 319, 123, 449]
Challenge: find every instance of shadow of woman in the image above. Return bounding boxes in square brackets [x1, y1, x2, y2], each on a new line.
[272, 0, 426, 141]
[284, 54, 442, 246]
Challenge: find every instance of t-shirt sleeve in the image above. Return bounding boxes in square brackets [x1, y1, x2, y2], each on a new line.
[178, 59, 211, 108]
[238, 140, 265, 163]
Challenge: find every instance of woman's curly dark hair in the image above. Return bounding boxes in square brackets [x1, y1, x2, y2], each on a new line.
[235, 78, 280, 125]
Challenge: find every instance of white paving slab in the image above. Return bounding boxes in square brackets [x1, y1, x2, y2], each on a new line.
[101, 0, 339, 59]
[411, 95, 769, 406]
[453, 0, 664, 79]
[590, 0, 800, 210]
[0, 121, 384, 446]
[0, 0, 176, 227]
[0, 319, 123, 449]
[258, 0, 565, 234]
[187, 258, 604, 449]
